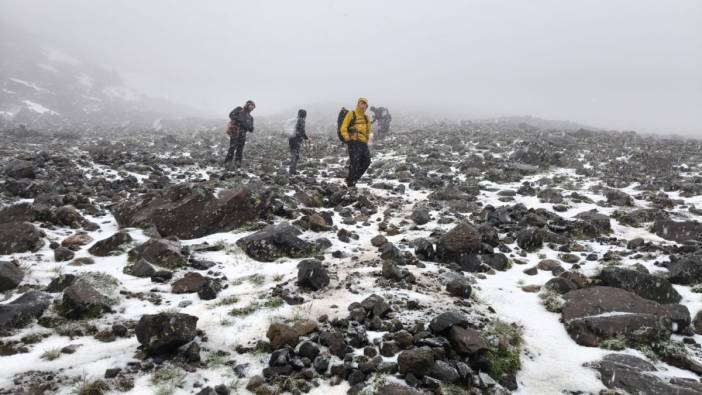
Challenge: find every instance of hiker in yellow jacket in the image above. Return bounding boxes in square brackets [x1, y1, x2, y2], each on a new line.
[340, 97, 372, 187]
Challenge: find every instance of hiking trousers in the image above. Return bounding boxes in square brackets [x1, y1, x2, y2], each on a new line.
[289, 138, 302, 174]
[224, 132, 247, 165]
[346, 141, 371, 186]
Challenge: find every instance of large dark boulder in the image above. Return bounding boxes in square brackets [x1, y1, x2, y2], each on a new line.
[4, 159, 35, 179]
[236, 223, 317, 262]
[561, 286, 684, 347]
[574, 210, 612, 234]
[88, 232, 133, 256]
[135, 312, 198, 354]
[449, 325, 488, 355]
[0, 222, 44, 254]
[61, 282, 112, 319]
[0, 202, 38, 224]
[436, 223, 482, 264]
[652, 219, 702, 243]
[128, 239, 187, 269]
[113, 183, 267, 239]
[599, 267, 681, 304]
[430, 311, 470, 334]
[0, 261, 24, 291]
[0, 291, 52, 334]
[664, 255, 702, 285]
[398, 346, 435, 377]
[597, 354, 702, 395]
[297, 259, 330, 290]
[516, 227, 544, 252]
[605, 189, 633, 206]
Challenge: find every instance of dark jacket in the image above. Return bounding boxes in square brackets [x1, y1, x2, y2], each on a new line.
[229, 107, 254, 133]
[292, 118, 308, 141]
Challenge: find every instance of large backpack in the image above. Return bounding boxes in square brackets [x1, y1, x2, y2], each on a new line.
[226, 106, 243, 137]
[337, 108, 349, 142]
[337, 108, 369, 142]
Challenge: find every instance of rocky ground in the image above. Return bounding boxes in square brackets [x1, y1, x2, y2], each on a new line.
[1, 124, 702, 395]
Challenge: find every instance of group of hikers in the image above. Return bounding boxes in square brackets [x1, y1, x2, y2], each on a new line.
[223, 98, 392, 188]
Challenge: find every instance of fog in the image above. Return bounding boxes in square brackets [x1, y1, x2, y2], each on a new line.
[2, 0, 701, 136]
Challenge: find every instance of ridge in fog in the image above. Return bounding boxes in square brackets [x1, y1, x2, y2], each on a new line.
[0, 0, 701, 136]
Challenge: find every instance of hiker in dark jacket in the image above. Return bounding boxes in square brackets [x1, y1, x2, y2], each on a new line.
[288, 109, 309, 175]
[224, 100, 255, 169]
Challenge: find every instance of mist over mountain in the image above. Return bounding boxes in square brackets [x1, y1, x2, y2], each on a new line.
[0, 23, 205, 131]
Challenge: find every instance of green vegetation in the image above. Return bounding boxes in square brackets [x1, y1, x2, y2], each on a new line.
[40, 348, 62, 361]
[485, 319, 524, 378]
[538, 289, 564, 313]
[72, 376, 110, 395]
[600, 336, 627, 351]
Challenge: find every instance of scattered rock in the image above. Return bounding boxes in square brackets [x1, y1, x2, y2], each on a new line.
[297, 259, 330, 290]
[135, 312, 198, 354]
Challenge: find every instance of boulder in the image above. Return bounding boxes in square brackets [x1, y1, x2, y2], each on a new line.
[605, 189, 633, 206]
[446, 277, 472, 298]
[652, 219, 702, 243]
[308, 214, 329, 232]
[398, 346, 435, 377]
[61, 282, 112, 319]
[0, 222, 44, 254]
[4, 159, 35, 179]
[430, 311, 470, 334]
[236, 223, 317, 262]
[574, 210, 612, 233]
[135, 312, 199, 354]
[54, 247, 75, 262]
[61, 233, 93, 248]
[597, 353, 702, 395]
[360, 294, 392, 318]
[88, 232, 133, 256]
[0, 261, 24, 291]
[113, 183, 265, 239]
[517, 227, 544, 252]
[449, 325, 489, 355]
[0, 202, 38, 224]
[172, 272, 208, 293]
[436, 223, 482, 264]
[561, 286, 683, 346]
[297, 259, 330, 290]
[125, 259, 157, 278]
[0, 291, 52, 334]
[665, 255, 702, 285]
[128, 239, 187, 269]
[599, 267, 681, 304]
[410, 207, 431, 225]
[53, 205, 85, 228]
[267, 322, 300, 349]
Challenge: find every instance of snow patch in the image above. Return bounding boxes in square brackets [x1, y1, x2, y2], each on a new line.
[8, 78, 49, 92]
[102, 86, 141, 102]
[43, 47, 80, 65]
[22, 100, 59, 115]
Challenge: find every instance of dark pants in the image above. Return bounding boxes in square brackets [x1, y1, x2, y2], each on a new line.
[346, 141, 371, 186]
[224, 133, 246, 165]
[289, 138, 301, 174]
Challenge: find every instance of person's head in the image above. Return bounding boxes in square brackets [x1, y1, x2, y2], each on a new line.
[370, 106, 377, 112]
[357, 97, 368, 112]
[245, 100, 256, 112]
[298, 109, 307, 118]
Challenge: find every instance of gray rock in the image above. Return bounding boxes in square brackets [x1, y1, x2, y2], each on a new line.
[0, 261, 24, 292]
[599, 267, 681, 304]
[297, 259, 330, 290]
[88, 231, 133, 256]
[436, 222, 482, 264]
[430, 311, 470, 334]
[652, 219, 702, 243]
[398, 346, 435, 377]
[598, 353, 702, 395]
[0, 222, 44, 254]
[236, 223, 317, 262]
[135, 312, 198, 354]
[0, 291, 52, 334]
[128, 238, 187, 269]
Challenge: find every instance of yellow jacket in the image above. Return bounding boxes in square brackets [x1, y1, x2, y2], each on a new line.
[340, 98, 372, 143]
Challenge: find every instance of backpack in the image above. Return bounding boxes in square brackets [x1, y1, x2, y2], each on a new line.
[337, 108, 369, 142]
[337, 108, 349, 142]
[226, 106, 243, 137]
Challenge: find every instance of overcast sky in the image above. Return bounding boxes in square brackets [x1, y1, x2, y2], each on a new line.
[2, 0, 701, 135]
